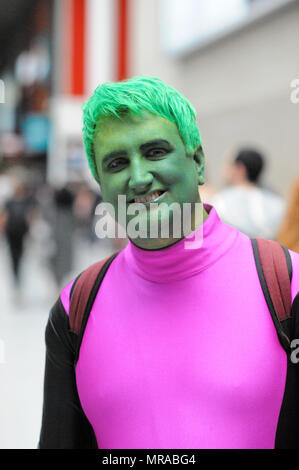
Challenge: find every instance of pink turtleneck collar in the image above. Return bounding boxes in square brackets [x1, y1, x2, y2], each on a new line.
[123, 204, 239, 283]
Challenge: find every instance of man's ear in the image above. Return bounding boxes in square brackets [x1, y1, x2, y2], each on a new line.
[193, 146, 205, 186]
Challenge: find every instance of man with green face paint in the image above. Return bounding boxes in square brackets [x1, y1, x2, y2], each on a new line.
[84, 76, 208, 250]
[39, 76, 299, 449]
[93, 110, 207, 250]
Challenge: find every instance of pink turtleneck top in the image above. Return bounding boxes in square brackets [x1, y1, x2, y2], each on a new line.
[60, 205, 299, 449]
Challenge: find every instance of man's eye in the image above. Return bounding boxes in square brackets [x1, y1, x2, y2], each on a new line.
[146, 148, 167, 158]
[107, 158, 126, 170]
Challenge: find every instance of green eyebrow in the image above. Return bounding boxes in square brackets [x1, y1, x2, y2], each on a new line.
[139, 139, 173, 152]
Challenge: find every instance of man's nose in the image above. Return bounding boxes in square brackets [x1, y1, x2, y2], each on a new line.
[128, 159, 153, 193]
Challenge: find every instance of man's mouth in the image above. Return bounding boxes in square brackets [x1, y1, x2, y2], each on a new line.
[129, 190, 166, 204]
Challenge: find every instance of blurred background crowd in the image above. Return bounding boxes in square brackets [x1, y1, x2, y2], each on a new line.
[0, 0, 298, 449]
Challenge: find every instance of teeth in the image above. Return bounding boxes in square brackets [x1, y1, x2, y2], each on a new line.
[134, 191, 164, 204]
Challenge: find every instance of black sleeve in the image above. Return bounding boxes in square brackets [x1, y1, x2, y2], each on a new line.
[38, 298, 98, 449]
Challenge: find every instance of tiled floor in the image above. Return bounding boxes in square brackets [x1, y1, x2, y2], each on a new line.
[0, 232, 114, 449]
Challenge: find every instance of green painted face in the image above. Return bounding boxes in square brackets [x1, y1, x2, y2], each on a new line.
[94, 111, 207, 250]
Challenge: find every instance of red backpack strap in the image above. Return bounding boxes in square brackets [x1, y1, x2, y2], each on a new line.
[251, 238, 293, 351]
[69, 253, 118, 335]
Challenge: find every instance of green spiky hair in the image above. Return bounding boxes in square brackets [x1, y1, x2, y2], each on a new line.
[82, 76, 202, 180]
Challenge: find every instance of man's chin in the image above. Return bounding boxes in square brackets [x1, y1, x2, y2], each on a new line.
[127, 232, 184, 251]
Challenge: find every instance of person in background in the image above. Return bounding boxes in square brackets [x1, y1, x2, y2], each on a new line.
[73, 182, 98, 243]
[2, 179, 36, 286]
[276, 176, 299, 253]
[0, 169, 14, 212]
[211, 148, 285, 239]
[50, 185, 75, 288]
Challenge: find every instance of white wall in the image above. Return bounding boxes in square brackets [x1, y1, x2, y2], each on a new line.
[129, 0, 299, 195]
[85, 0, 116, 95]
[129, 0, 181, 89]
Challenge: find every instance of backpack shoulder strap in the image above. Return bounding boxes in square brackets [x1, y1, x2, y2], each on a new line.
[69, 252, 118, 336]
[251, 238, 293, 351]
